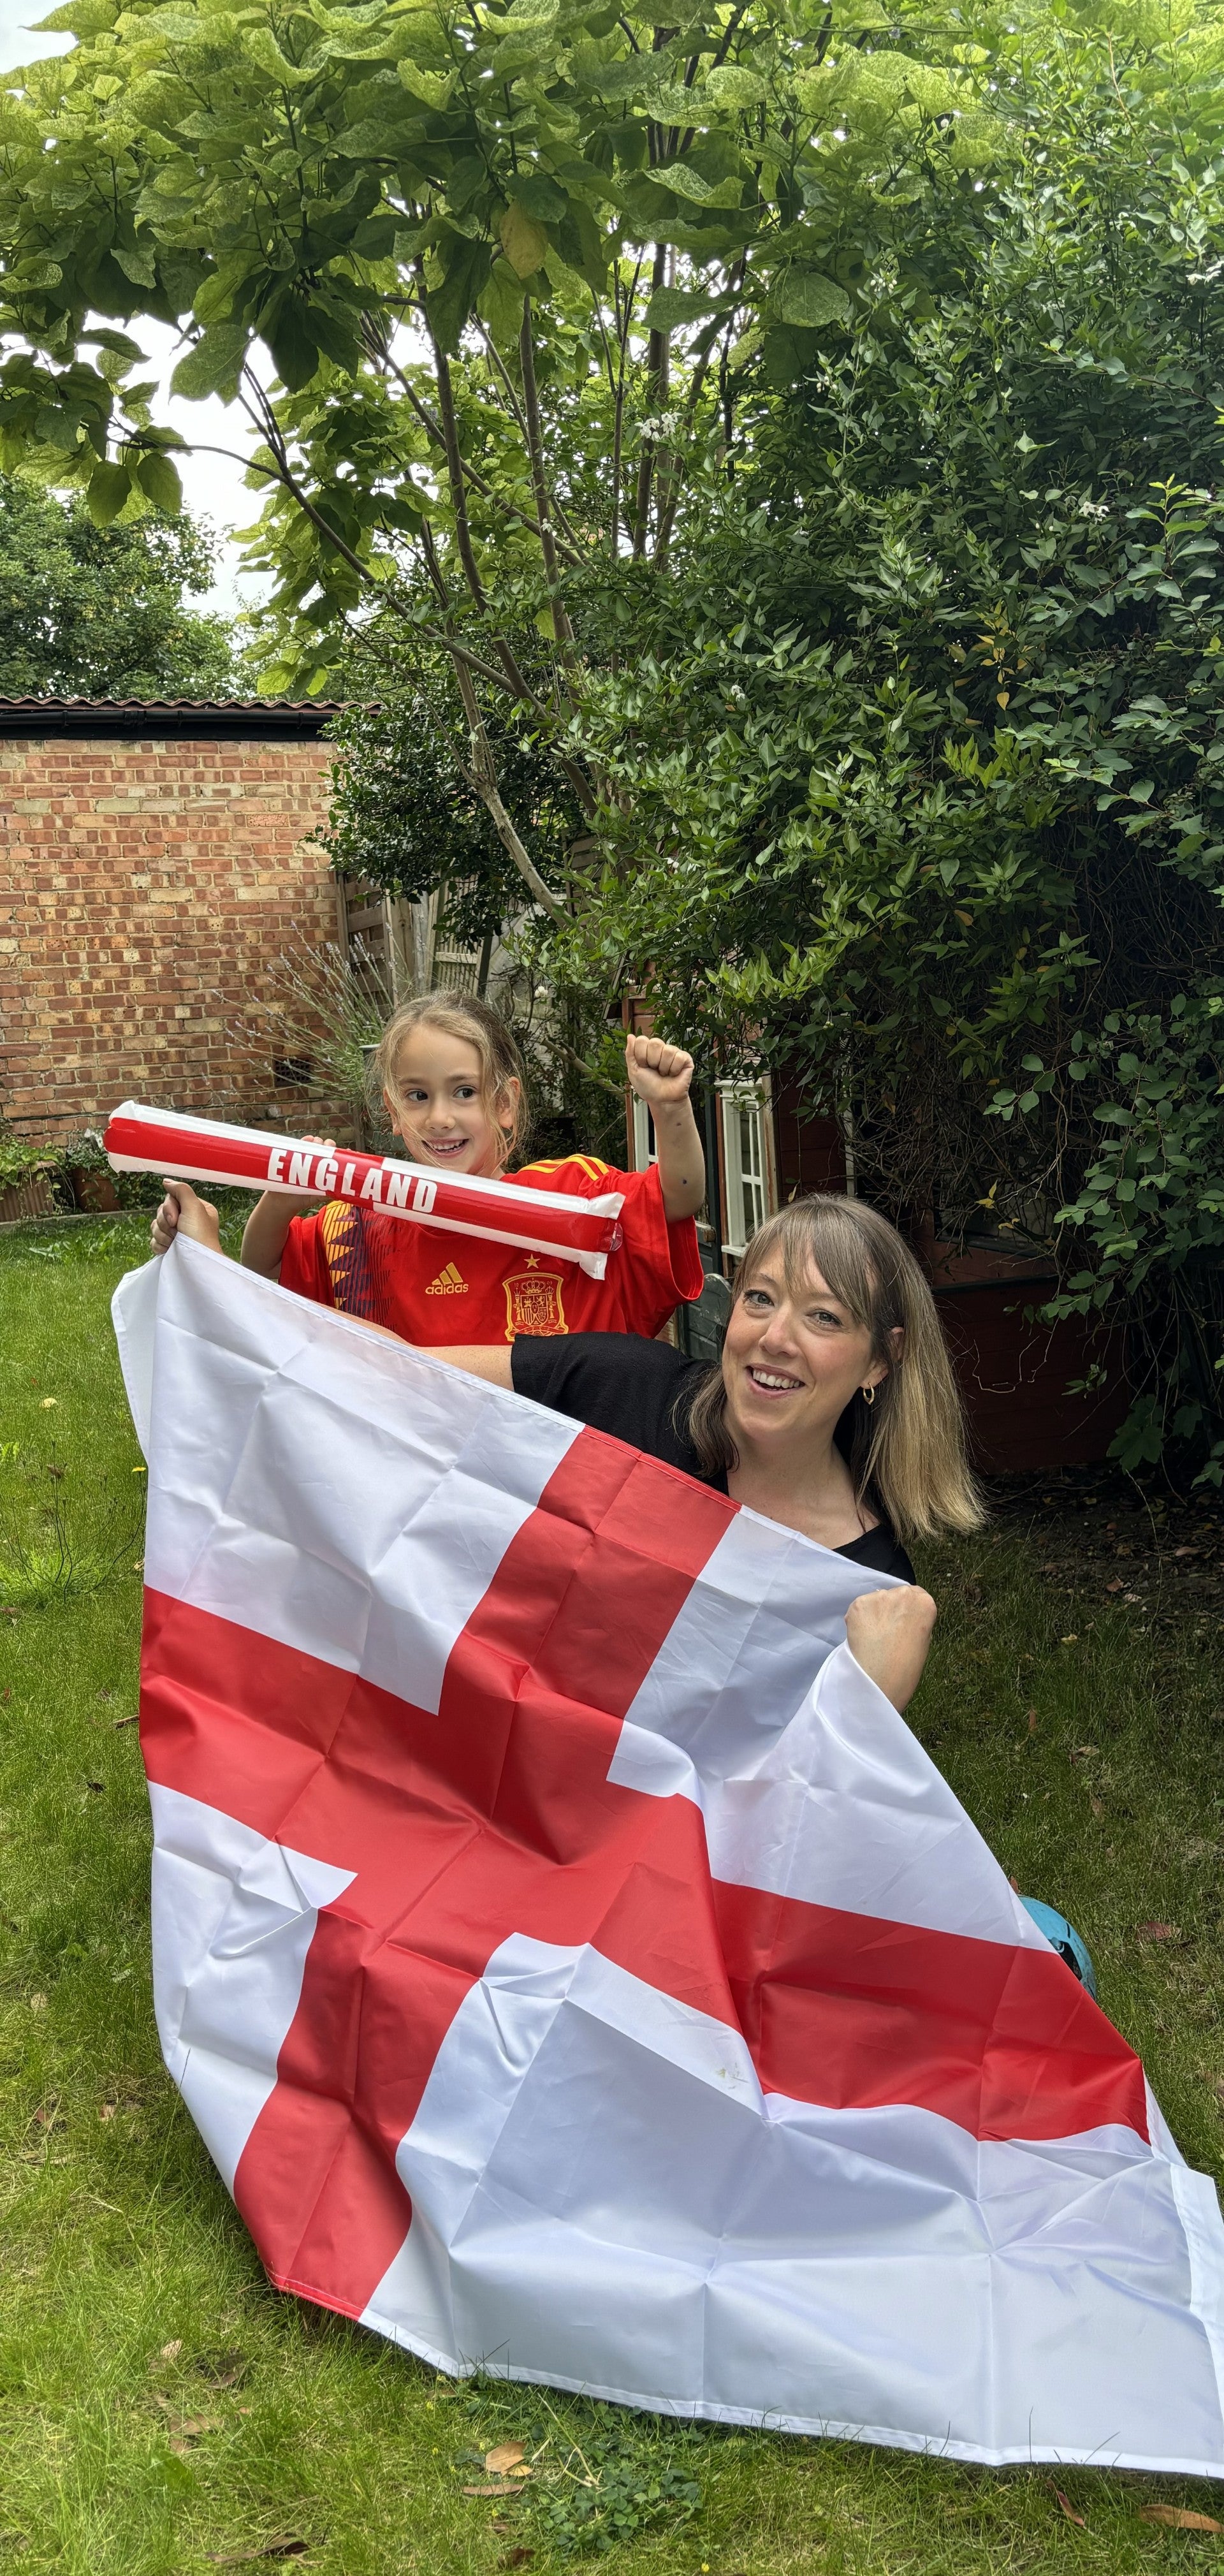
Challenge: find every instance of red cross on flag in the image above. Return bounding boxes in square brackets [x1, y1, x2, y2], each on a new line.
[112, 1241, 1224, 2476]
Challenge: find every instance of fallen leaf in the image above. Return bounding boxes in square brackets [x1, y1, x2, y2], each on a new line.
[500, 2552, 534, 2570]
[1138, 1921, 1179, 1942]
[1173, 1547, 1199, 1560]
[1138, 2505, 1222, 2532]
[178, 2415, 221, 2438]
[131, 1464, 147, 1476]
[159, 2339, 183, 2360]
[1026, 1707, 1038, 1732]
[46, 1464, 65, 1480]
[1053, 2487, 1086, 2527]
[40, 1396, 57, 1409]
[464, 2481, 527, 2499]
[133, 1560, 144, 1574]
[98, 2103, 116, 2122]
[1060, 1633, 1079, 1645]
[1089, 1797, 1104, 1818]
[484, 2444, 527, 2475]
[1039, 1562, 1058, 1575]
[29, 1993, 47, 2012]
[1105, 1577, 1124, 1594]
[1, 1688, 10, 1702]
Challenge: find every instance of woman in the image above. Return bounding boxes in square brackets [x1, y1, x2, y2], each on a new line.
[441, 1190, 982, 1715]
[156, 1183, 975, 1715]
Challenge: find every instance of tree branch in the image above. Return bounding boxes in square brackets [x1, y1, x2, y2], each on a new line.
[451, 653, 566, 925]
[518, 296, 577, 659]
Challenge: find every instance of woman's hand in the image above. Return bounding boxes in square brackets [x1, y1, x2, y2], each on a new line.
[844, 1584, 936, 1713]
[150, 1178, 222, 1259]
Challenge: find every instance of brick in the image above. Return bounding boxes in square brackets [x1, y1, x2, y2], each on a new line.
[0, 735, 346, 1143]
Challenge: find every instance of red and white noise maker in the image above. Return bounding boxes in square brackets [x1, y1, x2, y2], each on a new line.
[104, 1102, 625, 1278]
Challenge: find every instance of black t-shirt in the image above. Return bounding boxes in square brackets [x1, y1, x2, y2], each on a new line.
[511, 1332, 915, 1584]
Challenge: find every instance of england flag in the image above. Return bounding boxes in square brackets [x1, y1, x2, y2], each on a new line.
[112, 1238, 1224, 2475]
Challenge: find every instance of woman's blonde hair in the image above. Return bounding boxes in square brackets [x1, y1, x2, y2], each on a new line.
[372, 992, 528, 1170]
[683, 1194, 984, 1542]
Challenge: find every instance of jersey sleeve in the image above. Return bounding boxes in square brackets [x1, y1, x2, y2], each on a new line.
[278, 1210, 335, 1307]
[514, 1155, 704, 1331]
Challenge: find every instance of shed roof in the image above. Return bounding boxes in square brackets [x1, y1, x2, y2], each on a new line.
[0, 697, 342, 741]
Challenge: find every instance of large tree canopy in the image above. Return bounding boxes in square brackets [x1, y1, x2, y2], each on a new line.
[0, 474, 235, 695]
[0, 0, 1009, 911]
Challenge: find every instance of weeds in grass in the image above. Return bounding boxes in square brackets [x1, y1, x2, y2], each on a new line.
[0, 1445, 142, 1607]
[448, 2381, 705, 2556]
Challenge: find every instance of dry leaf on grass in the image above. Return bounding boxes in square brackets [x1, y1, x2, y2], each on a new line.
[1138, 2505, 1223, 2533]
[1137, 1921, 1179, 1942]
[28, 1993, 47, 2012]
[1053, 2487, 1086, 2527]
[484, 2443, 527, 2474]
[98, 2104, 115, 2122]
[464, 2480, 527, 2499]
[500, 2551, 535, 2568]
[158, 2339, 182, 2362]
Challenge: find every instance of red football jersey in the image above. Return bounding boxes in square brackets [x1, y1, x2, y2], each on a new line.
[278, 1154, 704, 1345]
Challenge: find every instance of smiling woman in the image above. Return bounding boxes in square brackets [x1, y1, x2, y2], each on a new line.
[430, 1194, 981, 1713]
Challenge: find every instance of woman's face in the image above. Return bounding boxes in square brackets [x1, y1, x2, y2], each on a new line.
[721, 1255, 888, 1453]
[385, 1028, 517, 1178]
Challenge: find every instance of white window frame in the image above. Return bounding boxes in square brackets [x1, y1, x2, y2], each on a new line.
[718, 1081, 776, 1260]
[631, 1094, 658, 1175]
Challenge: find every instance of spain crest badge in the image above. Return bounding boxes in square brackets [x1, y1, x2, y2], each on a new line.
[503, 1266, 568, 1338]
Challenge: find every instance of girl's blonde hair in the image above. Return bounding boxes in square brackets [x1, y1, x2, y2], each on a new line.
[372, 992, 528, 1170]
[683, 1194, 984, 1542]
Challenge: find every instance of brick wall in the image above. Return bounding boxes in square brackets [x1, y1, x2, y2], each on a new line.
[0, 732, 344, 1145]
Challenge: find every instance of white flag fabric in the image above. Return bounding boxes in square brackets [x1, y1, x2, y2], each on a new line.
[113, 1240, 1224, 2475]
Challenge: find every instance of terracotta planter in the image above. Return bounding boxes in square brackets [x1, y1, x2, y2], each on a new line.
[68, 1166, 120, 1213]
[0, 1171, 55, 1224]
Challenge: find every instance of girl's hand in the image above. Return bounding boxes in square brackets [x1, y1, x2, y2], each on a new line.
[625, 1034, 695, 1109]
[844, 1584, 936, 1713]
[272, 1134, 338, 1219]
[151, 1178, 222, 1258]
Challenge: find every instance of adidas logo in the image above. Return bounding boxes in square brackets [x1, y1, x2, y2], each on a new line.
[425, 1261, 468, 1296]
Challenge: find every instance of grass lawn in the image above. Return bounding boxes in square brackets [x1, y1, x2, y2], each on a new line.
[2, 1215, 1223, 2575]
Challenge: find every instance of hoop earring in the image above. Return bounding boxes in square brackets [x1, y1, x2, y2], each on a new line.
[861, 1384, 876, 1407]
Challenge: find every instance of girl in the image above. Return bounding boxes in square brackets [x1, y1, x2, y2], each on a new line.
[152, 993, 706, 1345]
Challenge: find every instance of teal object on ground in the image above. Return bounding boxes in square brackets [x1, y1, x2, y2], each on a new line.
[1019, 1897, 1097, 1998]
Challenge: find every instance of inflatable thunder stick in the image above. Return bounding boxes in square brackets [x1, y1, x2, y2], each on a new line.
[104, 1102, 625, 1278]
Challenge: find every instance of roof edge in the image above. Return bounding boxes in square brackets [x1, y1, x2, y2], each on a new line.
[0, 696, 343, 741]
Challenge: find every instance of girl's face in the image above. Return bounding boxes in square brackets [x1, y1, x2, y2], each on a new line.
[721, 1256, 889, 1454]
[385, 1027, 517, 1178]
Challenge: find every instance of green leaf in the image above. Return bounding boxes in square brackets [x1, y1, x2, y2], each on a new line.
[85, 458, 131, 526]
[263, 300, 322, 393]
[499, 202, 550, 280]
[395, 60, 453, 108]
[135, 448, 182, 513]
[170, 325, 249, 402]
[427, 237, 492, 355]
[643, 286, 720, 332]
[307, 305, 362, 371]
[511, 173, 569, 223]
[649, 162, 744, 210]
[768, 269, 850, 329]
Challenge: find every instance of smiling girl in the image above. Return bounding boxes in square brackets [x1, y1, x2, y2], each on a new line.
[151, 992, 706, 1346]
